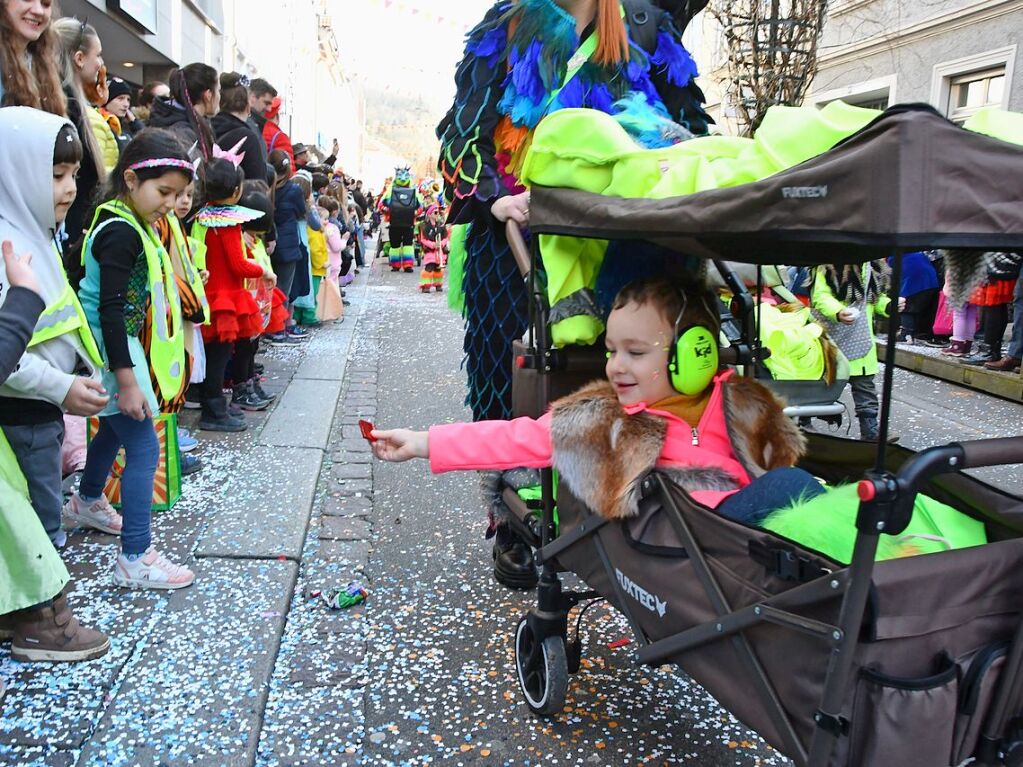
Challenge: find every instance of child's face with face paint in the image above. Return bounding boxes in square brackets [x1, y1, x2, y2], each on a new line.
[604, 300, 677, 407]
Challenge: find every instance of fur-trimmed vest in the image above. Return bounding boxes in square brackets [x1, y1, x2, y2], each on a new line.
[548, 376, 805, 521]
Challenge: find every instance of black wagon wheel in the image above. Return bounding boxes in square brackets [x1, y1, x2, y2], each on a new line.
[515, 615, 568, 716]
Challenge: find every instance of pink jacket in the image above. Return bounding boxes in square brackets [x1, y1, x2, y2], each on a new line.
[323, 222, 345, 281]
[429, 372, 753, 508]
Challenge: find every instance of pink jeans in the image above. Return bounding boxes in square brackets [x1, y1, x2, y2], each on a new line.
[951, 303, 979, 342]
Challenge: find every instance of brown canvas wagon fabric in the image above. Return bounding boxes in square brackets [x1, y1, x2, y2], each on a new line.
[528, 105, 1023, 265]
[504, 431, 1023, 765]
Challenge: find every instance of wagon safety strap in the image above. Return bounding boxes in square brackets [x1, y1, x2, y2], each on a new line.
[748, 541, 830, 583]
[813, 710, 850, 738]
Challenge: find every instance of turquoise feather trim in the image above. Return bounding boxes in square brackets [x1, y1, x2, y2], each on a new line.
[612, 92, 693, 148]
[497, 0, 578, 128]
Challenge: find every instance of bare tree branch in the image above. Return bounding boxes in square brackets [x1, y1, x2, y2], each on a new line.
[710, 0, 828, 134]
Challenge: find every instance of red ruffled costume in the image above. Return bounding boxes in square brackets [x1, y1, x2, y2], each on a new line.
[201, 225, 265, 343]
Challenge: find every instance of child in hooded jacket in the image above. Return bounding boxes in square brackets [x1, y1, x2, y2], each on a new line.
[267, 150, 307, 344]
[291, 175, 320, 327]
[372, 278, 822, 526]
[0, 247, 109, 665]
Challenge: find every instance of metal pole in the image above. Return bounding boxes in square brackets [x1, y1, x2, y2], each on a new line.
[874, 251, 901, 468]
[806, 529, 881, 765]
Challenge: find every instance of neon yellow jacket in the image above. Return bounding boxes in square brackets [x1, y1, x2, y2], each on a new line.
[308, 227, 329, 277]
[86, 105, 119, 175]
[810, 264, 890, 377]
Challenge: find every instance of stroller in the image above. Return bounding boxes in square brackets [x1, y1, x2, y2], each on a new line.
[501, 105, 1023, 767]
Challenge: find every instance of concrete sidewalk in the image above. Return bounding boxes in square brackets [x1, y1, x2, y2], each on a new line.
[879, 339, 1023, 403]
[0, 268, 372, 767]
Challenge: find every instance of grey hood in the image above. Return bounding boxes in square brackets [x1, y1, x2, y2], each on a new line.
[0, 107, 70, 296]
[0, 107, 101, 408]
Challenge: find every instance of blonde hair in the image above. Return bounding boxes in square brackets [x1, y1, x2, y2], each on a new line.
[0, 0, 67, 114]
[53, 17, 105, 178]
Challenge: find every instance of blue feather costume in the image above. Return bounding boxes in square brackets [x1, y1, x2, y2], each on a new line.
[437, 0, 710, 423]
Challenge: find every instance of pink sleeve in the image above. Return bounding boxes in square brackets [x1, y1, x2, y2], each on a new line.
[325, 224, 343, 252]
[429, 412, 553, 473]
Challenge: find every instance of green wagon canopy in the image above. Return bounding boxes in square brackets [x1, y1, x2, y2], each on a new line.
[528, 105, 1023, 266]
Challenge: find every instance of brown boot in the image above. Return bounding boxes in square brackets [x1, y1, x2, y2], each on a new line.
[0, 611, 15, 641]
[11, 591, 110, 662]
[984, 356, 1023, 371]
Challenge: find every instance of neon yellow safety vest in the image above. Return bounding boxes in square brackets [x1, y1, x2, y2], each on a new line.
[29, 245, 104, 368]
[85, 200, 185, 400]
[247, 236, 273, 273]
[166, 215, 210, 324]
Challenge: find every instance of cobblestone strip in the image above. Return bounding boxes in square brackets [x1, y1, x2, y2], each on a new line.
[256, 272, 385, 767]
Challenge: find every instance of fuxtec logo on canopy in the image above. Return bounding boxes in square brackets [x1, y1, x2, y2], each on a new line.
[616, 569, 667, 618]
[782, 185, 829, 199]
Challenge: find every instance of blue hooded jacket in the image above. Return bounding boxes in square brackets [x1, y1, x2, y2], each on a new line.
[272, 180, 306, 264]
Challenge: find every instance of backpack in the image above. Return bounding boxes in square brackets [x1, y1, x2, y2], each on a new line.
[389, 188, 417, 228]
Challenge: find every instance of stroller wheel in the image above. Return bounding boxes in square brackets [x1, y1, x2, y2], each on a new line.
[1006, 739, 1023, 767]
[515, 616, 568, 716]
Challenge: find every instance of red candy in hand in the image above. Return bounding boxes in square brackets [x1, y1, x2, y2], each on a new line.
[359, 419, 376, 442]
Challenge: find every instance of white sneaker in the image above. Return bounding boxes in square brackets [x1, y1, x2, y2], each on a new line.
[113, 547, 195, 590]
[63, 493, 123, 535]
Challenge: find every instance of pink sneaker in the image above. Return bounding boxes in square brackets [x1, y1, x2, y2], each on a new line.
[939, 339, 972, 357]
[113, 547, 194, 590]
[63, 493, 123, 535]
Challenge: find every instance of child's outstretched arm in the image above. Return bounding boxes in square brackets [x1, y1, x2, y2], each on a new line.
[370, 414, 555, 474]
[371, 428, 429, 462]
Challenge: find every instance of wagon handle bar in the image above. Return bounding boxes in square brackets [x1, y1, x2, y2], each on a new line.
[855, 436, 1023, 539]
[506, 220, 531, 279]
[956, 436, 1023, 470]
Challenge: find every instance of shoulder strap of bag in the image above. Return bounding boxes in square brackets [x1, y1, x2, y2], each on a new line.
[541, 4, 627, 117]
[622, 0, 659, 54]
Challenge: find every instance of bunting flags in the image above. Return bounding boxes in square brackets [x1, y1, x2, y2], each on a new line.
[365, 0, 477, 32]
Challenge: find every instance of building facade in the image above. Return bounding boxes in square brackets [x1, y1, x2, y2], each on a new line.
[805, 0, 1023, 123]
[57, 0, 366, 175]
[686, 0, 1023, 135]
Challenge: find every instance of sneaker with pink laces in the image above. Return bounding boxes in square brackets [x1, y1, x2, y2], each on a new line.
[113, 547, 195, 590]
[63, 493, 123, 535]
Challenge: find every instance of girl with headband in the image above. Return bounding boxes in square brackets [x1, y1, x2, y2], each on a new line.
[68, 128, 195, 590]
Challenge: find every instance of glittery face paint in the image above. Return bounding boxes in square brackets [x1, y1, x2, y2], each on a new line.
[604, 302, 677, 407]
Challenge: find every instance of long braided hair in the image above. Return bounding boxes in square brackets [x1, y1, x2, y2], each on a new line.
[168, 63, 217, 161]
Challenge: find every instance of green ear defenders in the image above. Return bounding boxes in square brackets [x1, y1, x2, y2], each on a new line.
[667, 291, 720, 395]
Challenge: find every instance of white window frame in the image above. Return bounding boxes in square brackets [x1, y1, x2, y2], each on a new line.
[805, 74, 897, 110]
[931, 45, 1015, 117]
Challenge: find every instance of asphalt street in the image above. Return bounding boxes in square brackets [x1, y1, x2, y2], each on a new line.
[356, 262, 792, 767]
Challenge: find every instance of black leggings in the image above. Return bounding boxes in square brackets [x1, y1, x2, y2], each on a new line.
[233, 338, 259, 383]
[201, 340, 233, 416]
[984, 303, 1010, 356]
[389, 226, 414, 249]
